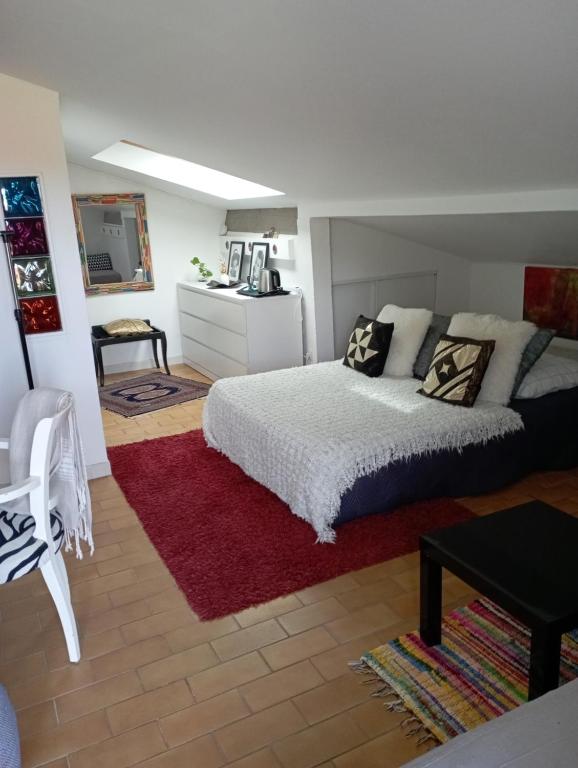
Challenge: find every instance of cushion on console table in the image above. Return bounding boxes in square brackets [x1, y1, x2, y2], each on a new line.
[103, 319, 153, 336]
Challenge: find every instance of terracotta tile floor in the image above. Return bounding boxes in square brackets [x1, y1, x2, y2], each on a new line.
[3, 363, 578, 767]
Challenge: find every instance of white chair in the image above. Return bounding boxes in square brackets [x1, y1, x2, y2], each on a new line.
[0, 405, 80, 662]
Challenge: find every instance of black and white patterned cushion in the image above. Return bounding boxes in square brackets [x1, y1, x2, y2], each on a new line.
[87, 252, 113, 271]
[0, 508, 64, 584]
[343, 315, 394, 377]
[417, 334, 495, 407]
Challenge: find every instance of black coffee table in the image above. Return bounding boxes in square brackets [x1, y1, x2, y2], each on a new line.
[420, 501, 578, 700]
[91, 320, 170, 387]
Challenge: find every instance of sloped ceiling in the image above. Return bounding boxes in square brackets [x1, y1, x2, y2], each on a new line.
[342, 212, 578, 264]
[1, 1, 578, 208]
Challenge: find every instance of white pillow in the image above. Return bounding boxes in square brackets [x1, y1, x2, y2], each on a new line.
[377, 305, 433, 377]
[447, 313, 536, 405]
[516, 353, 578, 399]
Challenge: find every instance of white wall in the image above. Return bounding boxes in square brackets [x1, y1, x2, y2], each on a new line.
[301, 188, 578, 362]
[330, 219, 471, 312]
[327, 218, 471, 359]
[222, 225, 318, 365]
[469, 261, 578, 358]
[308, 218, 333, 363]
[0, 74, 108, 479]
[68, 163, 226, 372]
[285, 218, 320, 365]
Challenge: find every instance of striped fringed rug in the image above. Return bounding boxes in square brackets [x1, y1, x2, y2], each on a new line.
[355, 597, 578, 745]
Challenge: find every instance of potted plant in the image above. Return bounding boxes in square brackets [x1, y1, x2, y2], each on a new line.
[190, 256, 213, 282]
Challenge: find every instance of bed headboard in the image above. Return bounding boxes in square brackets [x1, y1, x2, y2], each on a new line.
[332, 271, 437, 358]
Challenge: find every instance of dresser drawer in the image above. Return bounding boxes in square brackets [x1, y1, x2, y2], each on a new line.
[178, 286, 246, 335]
[182, 336, 247, 379]
[180, 312, 248, 365]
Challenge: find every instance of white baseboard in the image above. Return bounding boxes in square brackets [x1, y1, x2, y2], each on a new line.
[103, 355, 184, 374]
[182, 357, 218, 381]
[87, 460, 112, 479]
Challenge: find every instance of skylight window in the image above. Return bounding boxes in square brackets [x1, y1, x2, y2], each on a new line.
[92, 141, 284, 201]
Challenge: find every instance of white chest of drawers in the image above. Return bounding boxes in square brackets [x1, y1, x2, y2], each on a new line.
[177, 282, 303, 379]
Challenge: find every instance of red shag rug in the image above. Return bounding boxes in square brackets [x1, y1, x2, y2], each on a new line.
[108, 430, 474, 620]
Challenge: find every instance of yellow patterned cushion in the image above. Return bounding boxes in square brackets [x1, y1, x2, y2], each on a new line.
[103, 319, 152, 336]
[418, 334, 495, 407]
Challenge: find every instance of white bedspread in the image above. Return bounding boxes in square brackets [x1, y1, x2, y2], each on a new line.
[203, 362, 523, 542]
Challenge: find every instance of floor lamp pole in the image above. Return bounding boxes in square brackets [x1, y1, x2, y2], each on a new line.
[1, 231, 34, 389]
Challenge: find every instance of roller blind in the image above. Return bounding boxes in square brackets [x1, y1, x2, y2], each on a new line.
[225, 207, 298, 235]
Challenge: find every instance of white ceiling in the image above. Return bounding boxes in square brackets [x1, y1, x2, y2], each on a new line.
[342, 212, 578, 264]
[1, 1, 578, 208]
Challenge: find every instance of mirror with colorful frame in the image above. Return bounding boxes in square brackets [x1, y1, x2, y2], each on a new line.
[72, 192, 154, 295]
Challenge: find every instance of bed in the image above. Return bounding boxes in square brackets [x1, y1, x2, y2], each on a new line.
[202, 353, 578, 541]
[337, 383, 578, 525]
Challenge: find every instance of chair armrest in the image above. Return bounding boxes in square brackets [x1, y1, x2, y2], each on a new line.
[0, 476, 40, 504]
[0, 438, 9, 450]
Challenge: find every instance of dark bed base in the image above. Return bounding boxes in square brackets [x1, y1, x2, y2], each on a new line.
[335, 386, 578, 527]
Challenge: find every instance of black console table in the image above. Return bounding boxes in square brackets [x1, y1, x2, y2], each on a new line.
[91, 320, 170, 387]
[420, 501, 578, 700]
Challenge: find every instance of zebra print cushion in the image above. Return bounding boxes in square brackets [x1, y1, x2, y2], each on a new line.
[0, 508, 64, 584]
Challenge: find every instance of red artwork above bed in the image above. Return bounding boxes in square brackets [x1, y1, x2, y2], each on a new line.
[523, 266, 578, 340]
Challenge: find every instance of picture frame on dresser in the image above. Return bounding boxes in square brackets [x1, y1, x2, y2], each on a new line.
[248, 242, 269, 288]
[227, 241, 245, 281]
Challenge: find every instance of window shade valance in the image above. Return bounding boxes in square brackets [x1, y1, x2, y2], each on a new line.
[225, 207, 298, 235]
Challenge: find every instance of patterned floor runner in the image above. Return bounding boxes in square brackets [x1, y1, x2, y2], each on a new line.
[358, 597, 578, 744]
[99, 373, 210, 416]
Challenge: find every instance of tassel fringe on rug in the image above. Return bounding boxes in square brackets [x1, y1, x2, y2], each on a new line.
[353, 597, 578, 745]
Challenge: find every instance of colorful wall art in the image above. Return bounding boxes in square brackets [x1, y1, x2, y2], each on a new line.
[523, 266, 578, 340]
[1, 177, 43, 217]
[0, 175, 62, 333]
[19, 296, 62, 334]
[6, 217, 49, 255]
[12, 257, 55, 297]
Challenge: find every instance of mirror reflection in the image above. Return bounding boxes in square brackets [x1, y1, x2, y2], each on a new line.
[72, 193, 154, 295]
[80, 204, 141, 284]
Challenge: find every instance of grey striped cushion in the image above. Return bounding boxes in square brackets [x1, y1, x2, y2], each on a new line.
[0, 508, 64, 584]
